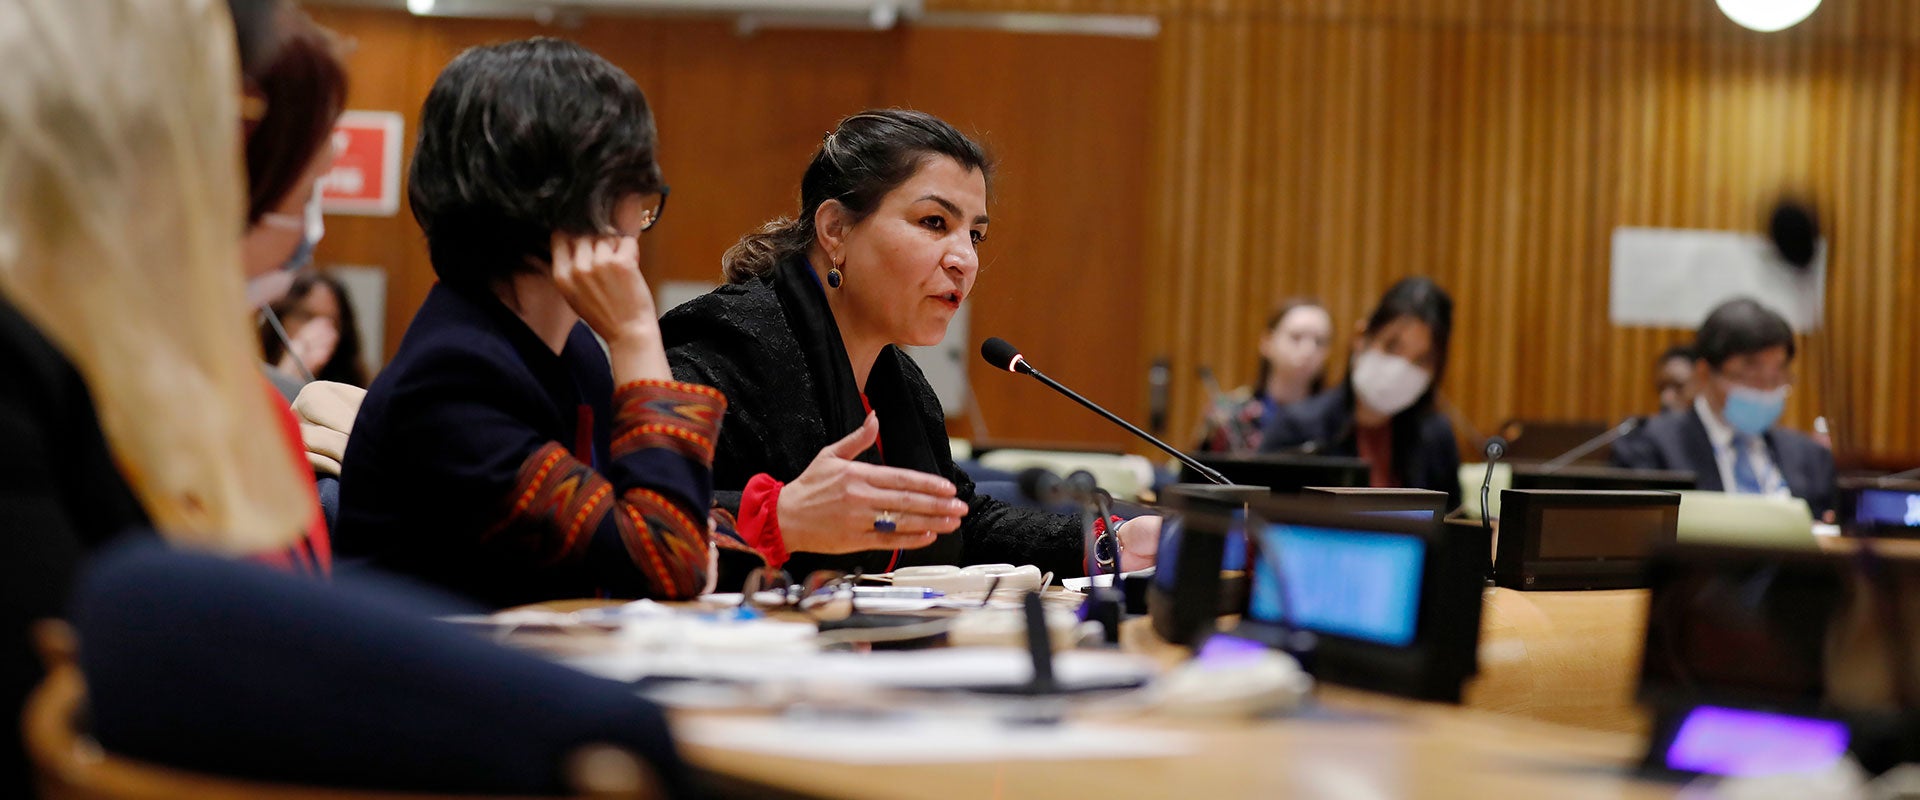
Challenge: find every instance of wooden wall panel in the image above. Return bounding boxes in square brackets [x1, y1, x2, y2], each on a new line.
[1122, 3, 1920, 465]
[304, 7, 1155, 448]
[310, 1, 1920, 463]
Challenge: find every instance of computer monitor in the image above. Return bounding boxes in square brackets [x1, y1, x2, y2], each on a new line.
[1146, 484, 1270, 645]
[1510, 464, 1696, 493]
[1493, 490, 1680, 590]
[1837, 477, 1920, 536]
[1182, 453, 1370, 493]
[1232, 496, 1483, 703]
[1638, 542, 1920, 775]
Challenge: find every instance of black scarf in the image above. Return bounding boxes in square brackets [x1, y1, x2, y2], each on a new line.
[770, 257, 960, 573]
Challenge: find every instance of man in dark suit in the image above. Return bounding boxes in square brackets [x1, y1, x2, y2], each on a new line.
[1613, 298, 1836, 518]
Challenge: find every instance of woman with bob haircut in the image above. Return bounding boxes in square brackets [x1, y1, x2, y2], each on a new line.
[336, 38, 756, 606]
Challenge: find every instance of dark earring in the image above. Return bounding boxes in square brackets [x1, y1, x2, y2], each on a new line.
[826, 264, 843, 288]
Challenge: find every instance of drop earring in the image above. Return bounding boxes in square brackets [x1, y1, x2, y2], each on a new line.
[826, 259, 843, 289]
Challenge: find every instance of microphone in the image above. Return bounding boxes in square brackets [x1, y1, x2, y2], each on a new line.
[1477, 435, 1507, 583]
[1479, 436, 1506, 532]
[1064, 469, 1101, 502]
[1017, 467, 1066, 505]
[1538, 417, 1645, 473]
[982, 338, 1230, 485]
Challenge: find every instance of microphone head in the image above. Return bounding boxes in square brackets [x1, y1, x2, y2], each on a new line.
[981, 337, 1027, 374]
[1016, 467, 1064, 505]
[1065, 469, 1099, 499]
[1483, 436, 1507, 462]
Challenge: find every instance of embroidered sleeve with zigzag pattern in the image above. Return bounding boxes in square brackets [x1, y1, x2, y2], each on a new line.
[487, 379, 730, 599]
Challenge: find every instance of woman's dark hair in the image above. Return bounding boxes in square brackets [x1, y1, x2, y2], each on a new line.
[721, 109, 992, 284]
[1253, 298, 1328, 400]
[259, 271, 368, 387]
[1694, 298, 1796, 369]
[244, 14, 347, 224]
[1659, 344, 1697, 366]
[1354, 276, 1454, 417]
[408, 38, 665, 292]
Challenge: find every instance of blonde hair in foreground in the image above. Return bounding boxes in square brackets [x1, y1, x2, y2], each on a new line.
[0, 0, 311, 553]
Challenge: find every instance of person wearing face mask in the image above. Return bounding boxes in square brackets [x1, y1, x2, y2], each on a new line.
[239, 18, 345, 401]
[1612, 298, 1836, 517]
[1197, 299, 1333, 453]
[1259, 277, 1463, 506]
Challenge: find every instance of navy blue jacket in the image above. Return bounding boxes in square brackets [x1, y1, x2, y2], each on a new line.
[73, 542, 689, 796]
[1610, 406, 1837, 517]
[336, 284, 731, 608]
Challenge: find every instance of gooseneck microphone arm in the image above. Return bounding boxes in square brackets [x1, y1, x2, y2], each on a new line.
[981, 338, 1230, 485]
[1539, 418, 1644, 474]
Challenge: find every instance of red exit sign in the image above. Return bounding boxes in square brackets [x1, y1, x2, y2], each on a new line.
[320, 110, 404, 217]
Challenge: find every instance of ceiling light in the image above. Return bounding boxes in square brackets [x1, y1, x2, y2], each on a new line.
[1715, 0, 1821, 32]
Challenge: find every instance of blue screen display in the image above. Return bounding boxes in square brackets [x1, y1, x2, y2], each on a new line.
[1855, 489, 1920, 528]
[1248, 524, 1425, 647]
[1357, 508, 1440, 523]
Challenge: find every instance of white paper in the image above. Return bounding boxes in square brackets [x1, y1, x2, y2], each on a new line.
[1062, 567, 1154, 592]
[677, 716, 1195, 764]
[564, 647, 1156, 692]
[1609, 227, 1825, 331]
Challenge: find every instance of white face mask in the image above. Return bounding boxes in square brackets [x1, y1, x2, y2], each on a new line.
[244, 183, 326, 309]
[1349, 348, 1431, 417]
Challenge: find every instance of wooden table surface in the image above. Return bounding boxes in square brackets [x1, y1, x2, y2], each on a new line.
[511, 599, 1680, 799]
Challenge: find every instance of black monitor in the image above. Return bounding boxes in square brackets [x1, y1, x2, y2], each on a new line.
[1231, 496, 1483, 703]
[1837, 477, 1920, 537]
[1183, 453, 1370, 493]
[1638, 542, 1920, 776]
[1494, 490, 1680, 590]
[1147, 484, 1269, 645]
[1511, 464, 1696, 493]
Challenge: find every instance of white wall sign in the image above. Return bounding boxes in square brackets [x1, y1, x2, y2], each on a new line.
[1609, 226, 1825, 331]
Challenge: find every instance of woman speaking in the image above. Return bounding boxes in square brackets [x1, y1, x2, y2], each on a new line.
[664, 110, 1160, 582]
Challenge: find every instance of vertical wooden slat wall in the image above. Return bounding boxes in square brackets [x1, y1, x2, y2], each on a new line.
[935, 0, 1920, 464]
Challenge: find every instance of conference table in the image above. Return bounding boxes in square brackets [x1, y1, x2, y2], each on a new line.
[514, 595, 1681, 799]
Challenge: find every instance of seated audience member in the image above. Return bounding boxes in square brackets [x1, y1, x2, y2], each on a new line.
[1613, 298, 1836, 517]
[239, 15, 346, 403]
[1656, 344, 1696, 415]
[1197, 298, 1333, 454]
[1260, 277, 1463, 506]
[336, 39, 753, 606]
[663, 110, 1162, 584]
[261, 270, 371, 389]
[0, 0, 326, 792]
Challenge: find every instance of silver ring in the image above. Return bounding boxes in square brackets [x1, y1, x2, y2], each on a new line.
[873, 510, 898, 533]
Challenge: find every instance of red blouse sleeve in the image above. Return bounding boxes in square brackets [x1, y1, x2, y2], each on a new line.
[734, 473, 789, 571]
